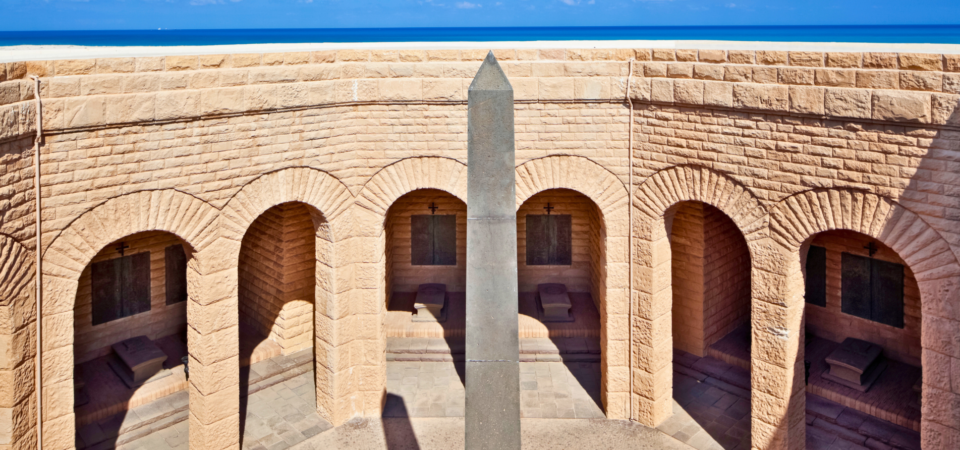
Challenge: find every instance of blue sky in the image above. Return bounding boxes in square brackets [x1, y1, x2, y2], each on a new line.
[1, 0, 958, 31]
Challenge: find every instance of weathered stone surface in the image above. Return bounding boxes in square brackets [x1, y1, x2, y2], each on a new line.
[465, 52, 520, 450]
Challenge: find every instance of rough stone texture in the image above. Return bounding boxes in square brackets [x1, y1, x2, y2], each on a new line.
[464, 52, 521, 450]
[0, 46, 959, 449]
[239, 203, 316, 355]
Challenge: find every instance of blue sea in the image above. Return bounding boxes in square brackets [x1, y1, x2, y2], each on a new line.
[0, 25, 959, 47]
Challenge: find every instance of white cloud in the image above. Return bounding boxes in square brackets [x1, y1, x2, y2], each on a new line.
[560, 0, 579, 4]
[456, 1, 480, 7]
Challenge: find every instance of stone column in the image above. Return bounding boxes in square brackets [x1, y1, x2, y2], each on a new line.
[465, 51, 521, 450]
[188, 237, 241, 450]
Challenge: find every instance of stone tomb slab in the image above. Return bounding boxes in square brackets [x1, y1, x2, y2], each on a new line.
[413, 283, 447, 322]
[537, 283, 573, 322]
[823, 338, 887, 392]
[108, 335, 171, 388]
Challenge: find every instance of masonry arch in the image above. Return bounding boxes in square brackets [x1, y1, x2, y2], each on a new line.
[769, 188, 960, 448]
[515, 155, 630, 419]
[630, 165, 766, 433]
[222, 167, 353, 435]
[40, 189, 218, 449]
[356, 157, 468, 216]
[0, 234, 35, 449]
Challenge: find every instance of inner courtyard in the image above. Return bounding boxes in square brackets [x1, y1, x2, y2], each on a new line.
[1, 45, 959, 450]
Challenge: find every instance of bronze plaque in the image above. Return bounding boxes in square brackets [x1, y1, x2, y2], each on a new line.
[841, 252, 904, 328]
[525, 214, 572, 266]
[92, 252, 152, 325]
[165, 244, 188, 305]
[804, 245, 827, 307]
[411, 215, 457, 266]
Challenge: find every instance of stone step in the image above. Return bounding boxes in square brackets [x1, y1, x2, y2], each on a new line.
[805, 393, 920, 450]
[386, 337, 601, 362]
[77, 349, 315, 450]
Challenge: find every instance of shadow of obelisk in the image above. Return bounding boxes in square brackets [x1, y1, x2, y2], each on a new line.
[465, 51, 521, 450]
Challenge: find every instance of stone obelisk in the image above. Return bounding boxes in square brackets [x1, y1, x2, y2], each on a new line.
[465, 51, 521, 449]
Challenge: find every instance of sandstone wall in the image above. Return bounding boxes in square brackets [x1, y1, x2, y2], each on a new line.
[73, 230, 187, 364]
[670, 202, 706, 356]
[806, 230, 922, 366]
[238, 202, 316, 355]
[517, 189, 599, 294]
[385, 189, 467, 293]
[0, 235, 35, 450]
[0, 46, 958, 450]
[702, 204, 752, 350]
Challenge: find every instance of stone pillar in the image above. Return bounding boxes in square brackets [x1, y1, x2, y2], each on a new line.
[749, 239, 805, 450]
[465, 52, 521, 450]
[1, 236, 37, 450]
[188, 237, 241, 450]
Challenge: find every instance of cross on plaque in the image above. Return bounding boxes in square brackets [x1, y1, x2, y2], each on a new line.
[543, 203, 554, 215]
[428, 202, 439, 214]
[116, 242, 130, 256]
[864, 241, 878, 257]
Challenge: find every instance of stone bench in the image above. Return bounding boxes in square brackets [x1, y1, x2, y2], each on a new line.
[414, 283, 447, 322]
[108, 335, 170, 388]
[823, 337, 887, 392]
[538, 283, 573, 322]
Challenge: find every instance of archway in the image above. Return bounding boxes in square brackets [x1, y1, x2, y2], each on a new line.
[769, 188, 959, 449]
[516, 188, 606, 419]
[632, 165, 767, 448]
[237, 201, 332, 447]
[666, 201, 753, 450]
[73, 230, 194, 449]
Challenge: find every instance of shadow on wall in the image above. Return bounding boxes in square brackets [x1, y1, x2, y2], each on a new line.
[237, 201, 324, 444]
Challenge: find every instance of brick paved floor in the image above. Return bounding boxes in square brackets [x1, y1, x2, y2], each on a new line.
[117, 371, 332, 450]
[383, 360, 605, 419]
[660, 351, 920, 450]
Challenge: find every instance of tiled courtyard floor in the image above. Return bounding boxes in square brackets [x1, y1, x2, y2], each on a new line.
[383, 361, 605, 419]
[113, 354, 917, 450]
[661, 350, 921, 450]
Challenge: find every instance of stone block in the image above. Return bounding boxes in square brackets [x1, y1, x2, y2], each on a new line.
[872, 90, 931, 123]
[64, 96, 105, 127]
[815, 69, 856, 87]
[758, 50, 787, 65]
[650, 79, 673, 103]
[693, 64, 724, 80]
[200, 87, 244, 115]
[538, 77, 574, 100]
[789, 86, 825, 115]
[379, 79, 421, 101]
[189, 410, 239, 450]
[753, 66, 778, 84]
[825, 87, 871, 119]
[933, 94, 960, 126]
[667, 63, 693, 78]
[187, 325, 239, 366]
[198, 54, 228, 69]
[652, 49, 675, 61]
[826, 52, 861, 68]
[863, 52, 898, 69]
[699, 49, 726, 63]
[165, 55, 198, 71]
[789, 51, 823, 67]
[231, 53, 262, 67]
[106, 93, 156, 124]
[574, 77, 608, 99]
[724, 65, 752, 82]
[899, 53, 942, 71]
[733, 83, 788, 111]
[643, 62, 666, 78]
[779, 67, 815, 85]
[900, 70, 942, 91]
[55, 59, 95, 76]
[97, 57, 136, 73]
[945, 54, 960, 73]
[673, 79, 703, 105]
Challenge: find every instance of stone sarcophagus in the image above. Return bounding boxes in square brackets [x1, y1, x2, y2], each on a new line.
[823, 337, 888, 392]
[108, 335, 170, 388]
[413, 283, 447, 322]
[537, 283, 573, 322]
